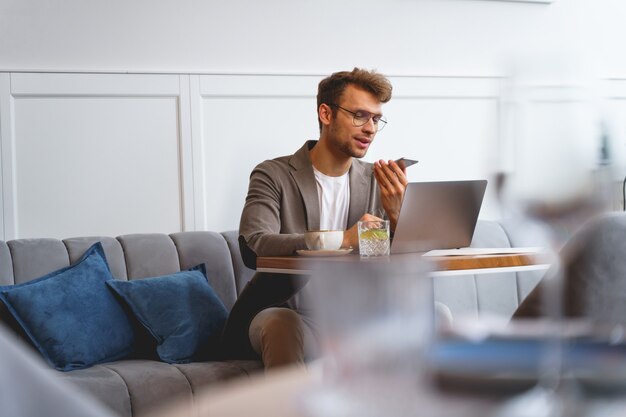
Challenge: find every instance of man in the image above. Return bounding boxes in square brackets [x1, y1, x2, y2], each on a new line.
[221, 68, 407, 371]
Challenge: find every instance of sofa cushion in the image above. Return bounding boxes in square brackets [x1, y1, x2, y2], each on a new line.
[107, 265, 228, 364]
[0, 243, 134, 371]
[173, 360, 262, 391]
[0, 242, 24, 339]
[102, 360, 194, 417]
[64, 237, 128, 280]
[8, 238, 70, 284]
[56, 364, 132, 417]
[221, 231, 256, 298]
[117, 234, 180, 279]
[0, 241, 13, 286]
[171, 231, 239, 310]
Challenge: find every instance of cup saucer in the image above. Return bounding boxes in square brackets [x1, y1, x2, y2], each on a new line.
[296, 248, 353, 257]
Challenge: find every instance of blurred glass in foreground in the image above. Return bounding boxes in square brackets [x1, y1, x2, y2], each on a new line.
[0, 323, 116, 417]
[497, 50, 615, 247]
[302, 257, 433, 417]
[491, 47, 621, 417]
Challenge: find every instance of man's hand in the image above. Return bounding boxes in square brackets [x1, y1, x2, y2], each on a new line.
[373, 159, 408, 231]
[343, 213, 384, 248]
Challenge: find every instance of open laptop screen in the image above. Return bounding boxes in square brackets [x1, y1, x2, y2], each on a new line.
[391, 180, 487, 254]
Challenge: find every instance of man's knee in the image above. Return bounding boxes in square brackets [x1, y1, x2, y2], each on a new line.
[249, 308, 306, 370]
[254, 308, 304, 345]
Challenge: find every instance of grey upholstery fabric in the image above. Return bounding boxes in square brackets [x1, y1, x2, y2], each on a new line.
[503, 219, 548, 305]
[0, 324, 117, 417]
[64, 237, 128, 280]
[226, 359, 265, 375]
[431, 219, 544, 319]
[173, 361, 254, 391]
[221, 230, 256, 295]
[515, 212, 626, 321]
[117, 234, 180, 279]
[0, 242, 15, 328]
[475, 274, 521, 316]
[8, 238, 69, 284]
[471, 219, 512, 247]
[471, 220, 524, 315]
[0, 241, 13, 285]
[433, 220, 519, 319]
[570, 213, 626, 322]
[170, 231, 238, 310]
[102, 360, 193, 417]
[433, 276, 479, 318]
[516, 272, 545, 302]
[57, 365, 132, 417]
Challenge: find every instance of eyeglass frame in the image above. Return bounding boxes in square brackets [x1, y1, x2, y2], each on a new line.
[328, 103, 387, 131]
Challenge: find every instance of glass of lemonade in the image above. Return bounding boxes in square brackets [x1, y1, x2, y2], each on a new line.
[358, 220, 390, 257]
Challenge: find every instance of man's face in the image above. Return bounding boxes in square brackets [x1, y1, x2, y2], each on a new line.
[324, 84, 383, 159]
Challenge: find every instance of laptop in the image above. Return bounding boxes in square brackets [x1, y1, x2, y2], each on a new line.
[391, 180, 487, 254]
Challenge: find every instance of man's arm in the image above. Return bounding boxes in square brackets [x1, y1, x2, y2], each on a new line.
[239, 162, 307, 257]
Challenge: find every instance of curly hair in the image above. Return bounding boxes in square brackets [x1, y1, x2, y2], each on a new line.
[317, 68, 392, 131]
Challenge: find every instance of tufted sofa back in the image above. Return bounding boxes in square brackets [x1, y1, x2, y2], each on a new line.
[0, 231, 255, 313]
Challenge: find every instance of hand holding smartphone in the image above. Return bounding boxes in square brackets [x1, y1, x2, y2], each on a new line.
[395, 158, 419, 170]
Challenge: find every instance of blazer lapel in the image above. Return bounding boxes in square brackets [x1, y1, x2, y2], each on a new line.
[347, 160, 372, 228]
[290, 141, 320, 231]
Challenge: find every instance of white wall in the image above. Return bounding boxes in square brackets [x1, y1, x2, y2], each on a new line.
[0, 72, 505, 238]
[1, 0, 625, 239]
[1, 0, 624, 76]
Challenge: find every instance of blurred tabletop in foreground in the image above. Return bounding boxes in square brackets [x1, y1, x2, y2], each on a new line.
[257, 251, 550, 276]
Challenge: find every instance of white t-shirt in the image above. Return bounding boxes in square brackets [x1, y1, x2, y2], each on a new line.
[313, 167, 350, 231]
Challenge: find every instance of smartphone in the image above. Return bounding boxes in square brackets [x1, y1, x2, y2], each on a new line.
[395, 158, 419, 170]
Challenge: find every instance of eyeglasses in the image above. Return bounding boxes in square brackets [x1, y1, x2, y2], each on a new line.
[329, 104, 387, 132]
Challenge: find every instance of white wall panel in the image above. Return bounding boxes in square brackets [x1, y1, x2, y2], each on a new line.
[195, 75, 502, 232]
[3, 73, 192, 239]
[3, 72, 622, 236]
[10, 73, 181, 96]
[195, 75, 321, 232]
[372, 77, 501, 220]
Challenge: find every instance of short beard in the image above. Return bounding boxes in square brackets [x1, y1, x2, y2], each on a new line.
[337, 141, 366, 159]
[328, 124, 367, 159]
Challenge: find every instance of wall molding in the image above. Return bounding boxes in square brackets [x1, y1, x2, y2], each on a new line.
[0, 72, 196, 239]
[604, 78, 626, 99]
[194, 73, 504, 229]
[3, 71, 626, 238]
[0, 74, 13, 240]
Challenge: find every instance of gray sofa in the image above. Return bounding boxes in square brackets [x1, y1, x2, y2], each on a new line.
[0, 230, 263, 417]
[0, 221, 543, 417]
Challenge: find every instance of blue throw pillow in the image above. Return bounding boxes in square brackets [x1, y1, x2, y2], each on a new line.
[0, 243, 134, 371]
[106, 265, 228, 364]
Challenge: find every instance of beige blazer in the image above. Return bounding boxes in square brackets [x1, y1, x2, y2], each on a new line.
[239, 140, 382, 257]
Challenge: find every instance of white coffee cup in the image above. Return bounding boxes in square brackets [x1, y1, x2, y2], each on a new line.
[304, 230, 343, 251]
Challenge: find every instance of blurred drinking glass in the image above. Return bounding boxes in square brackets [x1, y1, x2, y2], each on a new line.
[493, 49, 617, 417]
[302, 258, 432, 417]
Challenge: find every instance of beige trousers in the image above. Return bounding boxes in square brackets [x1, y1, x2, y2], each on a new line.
[248, 307, 318, 372]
